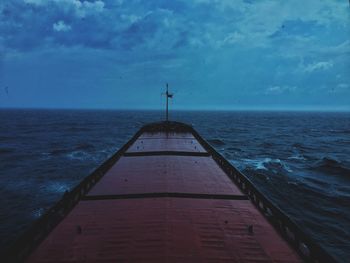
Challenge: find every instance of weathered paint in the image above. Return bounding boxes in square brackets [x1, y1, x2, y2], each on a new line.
[27, 199, 302, 263]
[25, 126, 303, 263]
[127, 138, 206, 153]
[139, 132, 195, 139]
[87, 156, 244, 196]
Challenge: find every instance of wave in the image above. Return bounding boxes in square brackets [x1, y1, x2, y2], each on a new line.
[292, 142, 312, 151]
[0, 147, 15, 154]
[240, 158, 293, 173]
[66, 151, 92, 161]
[0, 136, 13, 141]
[49, 148, 71, 155]
[65, 150, 110, 162]
[47, 143, 95, 156]
[42, 145, 115, 163]
[226, 147, 243, 152]
[259, 142, 274, 148]
[208, 139, 225, 146]
[328, 129, 350, 134]
[312, 157, 350, 177]
[65, 127, 91, 132]
[288, 154, 306, 161]
[45, 181, 70, 193]
[74, 143, 95, 151]
[32, 207, 46, 219]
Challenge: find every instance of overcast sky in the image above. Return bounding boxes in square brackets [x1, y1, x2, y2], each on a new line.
[0, 0, 349, 110]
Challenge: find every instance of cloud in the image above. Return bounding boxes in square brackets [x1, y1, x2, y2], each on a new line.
[337, 83, 350, 90]
[326, 83, 350, 94]
[23, 0, 46, 5]
[265, 86, 297, 95]
[303, 61, 334, 73]
[220, 31, 245, 46]
[75, 0, 105, 18]
[24, 0, 105, 17]
[1, 0, 348, 53]
[53, 20, 72, 32]
[1, 0, 349, 110]
[316, 40, 350, 56]
[120, 14, 142, 24]
[0, 1, 347, 110]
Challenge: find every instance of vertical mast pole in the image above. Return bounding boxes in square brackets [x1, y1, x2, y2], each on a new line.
[166, 83, 169, 122]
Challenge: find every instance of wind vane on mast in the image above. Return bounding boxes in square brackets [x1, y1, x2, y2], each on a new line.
[163, 83, 173, 122]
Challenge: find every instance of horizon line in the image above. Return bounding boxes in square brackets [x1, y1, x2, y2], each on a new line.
[1, 106, 350, 113]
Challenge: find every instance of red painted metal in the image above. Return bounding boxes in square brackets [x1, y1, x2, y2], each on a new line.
[23, 128, 304, 263]
[139, 132, 195, 139]
[88, 156, 244, 196]
[26, 199, 302, 263]
[127, 138, 206, 153]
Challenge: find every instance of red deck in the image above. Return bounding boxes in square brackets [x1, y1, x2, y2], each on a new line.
[27, 199, 302, 263]
[88, 156, 243, 196]
[25, 129, 303, 262]
[127, 138, 206, 153]
[139, 132, 195, 139]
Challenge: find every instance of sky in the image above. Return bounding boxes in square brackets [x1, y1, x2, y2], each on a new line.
[0, 0, 349, 110]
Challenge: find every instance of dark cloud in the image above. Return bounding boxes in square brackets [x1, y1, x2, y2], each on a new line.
[0, 0, 114, 50]
[0, 0, 193, 52]
[118, 12, 160, 50]
[141, 0, 188, 13]
[1, 0, 349, 110]
[270, 19, 323, 39]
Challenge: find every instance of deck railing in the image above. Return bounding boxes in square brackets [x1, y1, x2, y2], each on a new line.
[2, 121, 338, 263]
[2, 129, 142, 263]
[190, 124, 338, 263]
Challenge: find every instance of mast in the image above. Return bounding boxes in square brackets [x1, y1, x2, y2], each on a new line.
[165, 83, 173, 122]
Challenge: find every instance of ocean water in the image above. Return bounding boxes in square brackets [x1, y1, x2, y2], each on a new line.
[0, 109, 349, 262]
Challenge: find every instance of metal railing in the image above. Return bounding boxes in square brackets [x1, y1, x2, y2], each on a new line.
[189, 124, 338, 263]
[2, 128, 143, 263]
[2, 121, 338, 263]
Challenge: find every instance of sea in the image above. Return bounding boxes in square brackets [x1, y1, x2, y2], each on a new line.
[0, 109, 349, 262]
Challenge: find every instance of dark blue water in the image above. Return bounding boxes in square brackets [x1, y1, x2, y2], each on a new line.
[0, 109, 349, 262]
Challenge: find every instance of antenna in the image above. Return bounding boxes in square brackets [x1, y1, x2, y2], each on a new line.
[164, 83, 173, 122]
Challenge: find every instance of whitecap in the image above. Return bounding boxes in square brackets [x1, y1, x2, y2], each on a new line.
[65, 149, 113, 162]
[45, 182, 70, 193]
[66, 150, 94, 161]
[241, 158, 293, 173]
[288, 154, 306, 161]
[241, 158, 268, 170]
[32, 207, 46, 219]
[40, 152, 51, 160]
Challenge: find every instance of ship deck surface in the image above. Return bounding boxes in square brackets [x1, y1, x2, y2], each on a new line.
[26, 129, 303, 262]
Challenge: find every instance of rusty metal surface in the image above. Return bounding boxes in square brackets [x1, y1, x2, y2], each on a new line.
[139, 132, 195, 139]
[127, 138, 206, 153]
[26, 199, 302, 263]
[5, 122, 337, 263]
[87, 156, 244, 197]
